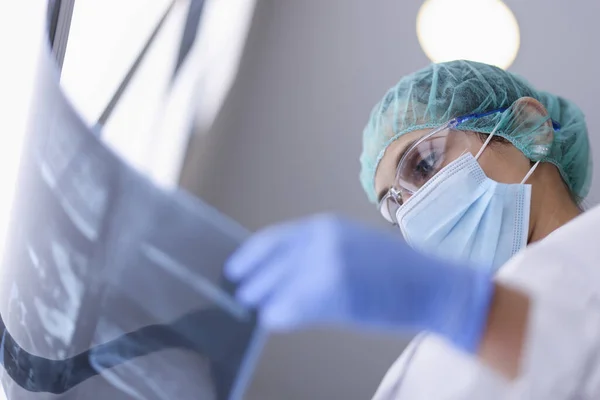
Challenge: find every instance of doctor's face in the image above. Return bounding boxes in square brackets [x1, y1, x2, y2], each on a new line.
[373, 129, 533, 208]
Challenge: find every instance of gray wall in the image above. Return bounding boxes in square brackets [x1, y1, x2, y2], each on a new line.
[180, 1, 600, 398]
[181, 0, 428, 230]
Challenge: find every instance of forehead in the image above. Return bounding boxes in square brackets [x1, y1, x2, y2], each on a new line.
[373, 129, 432, 201]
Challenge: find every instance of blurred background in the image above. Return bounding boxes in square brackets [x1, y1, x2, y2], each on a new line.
[2, 1, 600, 399]
[182, 0, 600, 228]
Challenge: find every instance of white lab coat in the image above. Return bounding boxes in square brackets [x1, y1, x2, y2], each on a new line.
[372, 204, 600, 400]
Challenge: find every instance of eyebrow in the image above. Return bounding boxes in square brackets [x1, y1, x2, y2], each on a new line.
[376, 139, 416, 202]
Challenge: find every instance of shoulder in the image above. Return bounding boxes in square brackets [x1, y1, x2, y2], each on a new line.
[372, 334, 507, 400]
[371, 334, 427, 400]
[496, 205, 600, 304]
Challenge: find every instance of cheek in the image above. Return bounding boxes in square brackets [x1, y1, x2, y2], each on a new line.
[478, 150, 532, 184]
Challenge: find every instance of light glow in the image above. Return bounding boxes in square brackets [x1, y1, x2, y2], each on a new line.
[417, 0, 520, 69]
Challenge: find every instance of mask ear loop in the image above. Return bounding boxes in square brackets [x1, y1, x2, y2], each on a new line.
[475, 125, 499, 160]
[473, 124, 540, 184]
[521, 161, 540, 184]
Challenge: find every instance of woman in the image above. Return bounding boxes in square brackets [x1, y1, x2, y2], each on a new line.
[226, 61, 600, 398]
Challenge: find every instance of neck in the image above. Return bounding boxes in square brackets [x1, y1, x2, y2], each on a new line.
[528, 191, 581, 244]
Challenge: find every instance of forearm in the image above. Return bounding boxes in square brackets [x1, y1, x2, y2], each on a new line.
[477, 282, 530, 379]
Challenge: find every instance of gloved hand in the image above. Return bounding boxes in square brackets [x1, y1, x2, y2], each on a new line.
[225, 214, 495, 353]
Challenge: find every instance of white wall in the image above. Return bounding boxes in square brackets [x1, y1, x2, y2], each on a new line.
[181, 0, 428, 230]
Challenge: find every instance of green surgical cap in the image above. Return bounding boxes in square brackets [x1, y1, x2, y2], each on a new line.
[360, 60, 592, 203]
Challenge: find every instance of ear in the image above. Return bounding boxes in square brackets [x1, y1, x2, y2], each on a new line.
[508, 97, 554, 158]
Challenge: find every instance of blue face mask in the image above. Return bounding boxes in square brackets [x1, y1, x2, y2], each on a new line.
[395, 152, 535, 272]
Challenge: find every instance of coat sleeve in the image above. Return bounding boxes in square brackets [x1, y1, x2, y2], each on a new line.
[506, 293, 600, 399]
[371, 294, 600, 400]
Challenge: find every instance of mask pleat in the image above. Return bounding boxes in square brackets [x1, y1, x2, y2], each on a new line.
[423, 181, 490, 247]
[397, 154, 531, 272]
[439, 185, 494, 260]
[468, 187, 504, 269]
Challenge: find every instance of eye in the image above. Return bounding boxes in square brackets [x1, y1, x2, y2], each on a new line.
[396, 135, 450, 193]
[412, 152, 439, 184]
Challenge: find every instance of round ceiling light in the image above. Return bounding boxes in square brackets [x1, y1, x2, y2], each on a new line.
[416, 0, 520, 69]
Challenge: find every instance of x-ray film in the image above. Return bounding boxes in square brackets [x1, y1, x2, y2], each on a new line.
[0, 38, 262, 400]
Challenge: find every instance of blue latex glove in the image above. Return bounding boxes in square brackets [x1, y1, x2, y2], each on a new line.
[225, 214, 495, 353]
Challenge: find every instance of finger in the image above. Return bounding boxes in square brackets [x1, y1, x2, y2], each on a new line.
[225, 222, 296, 281]
[236, 247, 298, 306]
[257, 262, 329, 331]
[259, 292, 302, 332]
